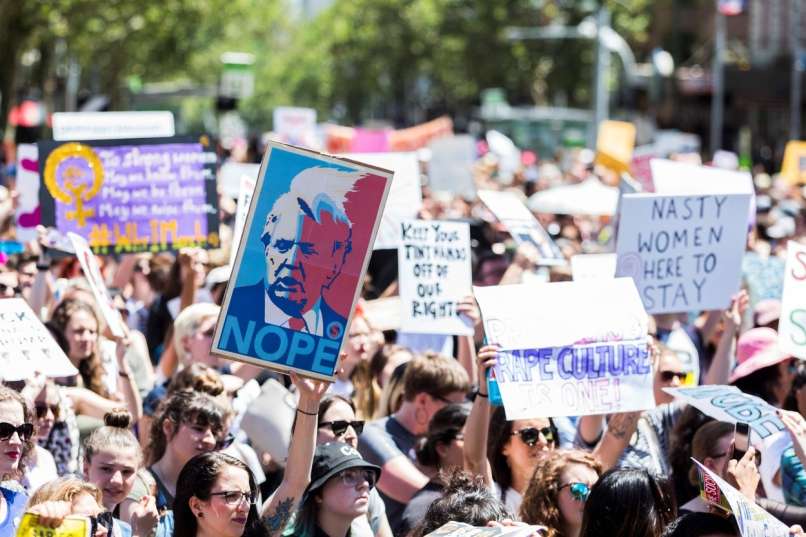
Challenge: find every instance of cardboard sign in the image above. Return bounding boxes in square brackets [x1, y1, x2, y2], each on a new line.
[68, 232, 127, 338]
[218, 162, 260, 199]
[230, 175, 257, 266]
[362, 296, 401, 331]
[629, 145, 656, 192]
[273, 107, 317, 148]
[425, 521, 542, 537]
[615, 193, 751, 313]
[427, 135, 477, 200]
[595, 120, 636, 173]
[570, 254, 617, 281]
[0, 298, 78, 381]
[38, 137, 219, 254]
[339, 152, 422, 250]
[474, 278, 652, 419]
[398, 219, 473, 335]
[15, 143, 40, 243]
[780, 241, 806, 359]
[478, 190, 564, 265]
[693, 459, 789, 537]
[214, 142, 393, 380]
[651, 158, 754, 196]
[52, 111, 175, 141]
[781, 140, 806, 185]
[16, 513, 91, 537]
[665, 385, 791, 501]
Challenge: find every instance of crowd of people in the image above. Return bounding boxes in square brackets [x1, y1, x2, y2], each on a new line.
[0, 135, 805, 537]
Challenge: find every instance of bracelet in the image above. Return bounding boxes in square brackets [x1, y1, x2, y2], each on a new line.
[296, 407, 318, 416]
[36, 264, 50, 271]
[118, 371, 130, 378]
[476, 391, 489, 398]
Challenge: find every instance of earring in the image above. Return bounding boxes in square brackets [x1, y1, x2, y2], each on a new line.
[197, 512, 204, 518]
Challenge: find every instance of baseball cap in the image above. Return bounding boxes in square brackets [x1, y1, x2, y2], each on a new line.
[729, 327, 791, 383]
[305, 442, 381, 498]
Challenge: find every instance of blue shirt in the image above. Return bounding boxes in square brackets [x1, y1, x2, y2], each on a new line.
[0, 483, 29, 535]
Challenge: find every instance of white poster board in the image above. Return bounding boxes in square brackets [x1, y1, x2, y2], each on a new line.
[218, 162, 261, 199]
[615, 193, 751, 313]
[0, 299, 78, 381]
[52, 111, 175, 141]
[229, 175, 257, 267]
[427, 135, 476, 200]
[665, 385, 790, 501]
[694, 459, 789, 537]
[780, 241, 806, 359]
[273, 107, 317, 148]
[14, 143, 39, 243]
[68, 232, 127, 338]
[474, 278, 652, 419]
[651, 158, 754, 195]
[341, 152, 423, 250]
[398, 219, 473, 335]
[570, 254, 617, 281]
[478, 190, 564, 265]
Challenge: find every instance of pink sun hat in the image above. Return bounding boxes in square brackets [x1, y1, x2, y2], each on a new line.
[729, 327, 792, 383]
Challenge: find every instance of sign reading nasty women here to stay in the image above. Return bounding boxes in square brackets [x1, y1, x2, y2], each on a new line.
[615, 193, 751, 314]
[398, 219, 473, 336]
[38, 137, 219, 254]
[474, 278, 653, 419]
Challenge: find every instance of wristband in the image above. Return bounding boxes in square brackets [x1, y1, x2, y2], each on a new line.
[36, 263, 50, 271]
[118, 371, 130, 378]
[475, 391, 489, 398]
[296, 407, 318, 416]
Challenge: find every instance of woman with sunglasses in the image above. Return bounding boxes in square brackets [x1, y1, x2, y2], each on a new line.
[519, 450, 602, 537]
[0, 386, 35, 535]
[85, 409, 158, 537]
[24, 476, 113, 537]
[24, 380, 59, 491]
[311, 394, 391, 537]
[464, 345, 558, 515]
[287, 442, 381, 537]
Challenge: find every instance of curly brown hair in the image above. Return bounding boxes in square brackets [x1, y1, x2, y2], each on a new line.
[49, 298, 109, 398]
[519, 449, 602, 537]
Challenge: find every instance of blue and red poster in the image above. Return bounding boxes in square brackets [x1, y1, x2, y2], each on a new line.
[213, 142, 393, 379]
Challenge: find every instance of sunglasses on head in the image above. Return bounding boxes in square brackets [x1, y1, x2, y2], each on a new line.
[659, 370, 687, 382]
[0, 422, 33, 442]
[511, 426, 555, 447]
[559, 482, 591, 502]
[35, 403, 59, 420]
[89, 511, 114, 535]
[320, 420, 364, 437]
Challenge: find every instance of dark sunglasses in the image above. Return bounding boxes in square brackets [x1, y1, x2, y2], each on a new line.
[659, 370, 687, 382]
[35, 403, 60, 420]
[512, 426, 555, 447]
[215, 432, 236, 451]
[0, 422, 33, 441]
[0, 283, 20, 295]
[320, 420, 365, 437]
[559, 482, 591, 502]
[89, 511, 114, 534]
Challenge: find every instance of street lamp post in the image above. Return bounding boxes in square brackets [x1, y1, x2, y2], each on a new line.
[709, 1, 725, 155]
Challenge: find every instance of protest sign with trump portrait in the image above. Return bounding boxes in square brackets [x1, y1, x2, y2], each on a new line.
[213, 142, 392, 379]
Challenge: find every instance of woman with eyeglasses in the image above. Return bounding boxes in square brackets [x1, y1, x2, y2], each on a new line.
[677, 420, 733, 514]
[0, 386, 35, 535]
[464, 345, 558, 515]
[286, 442, 382, 537]
[25, 477, 114, 537]
[85, 409, 159, 537]
[519, 450, 602, 537]
[310, 394, 391, 537]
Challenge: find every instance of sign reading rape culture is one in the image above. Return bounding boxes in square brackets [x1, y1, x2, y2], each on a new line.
[214, 142, 393, 381]
[398, 219, 473, 335]
[665, 385, 791, 500]
[693, 459, 789, 537]
[780, 241, 806, 359]
[69, 232, 127, 338]
[615, 193, 751, 313]
[0, 299, 78, 381]
[474, 278, 653, 419]
[38, 137, 219, 254]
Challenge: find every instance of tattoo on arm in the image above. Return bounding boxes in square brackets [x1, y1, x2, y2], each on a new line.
[264, 497, 295, 533]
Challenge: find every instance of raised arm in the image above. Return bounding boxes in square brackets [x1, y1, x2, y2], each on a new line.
[463, 344, 497, 486]
[261, 373, 329, 537]
[591, 411, 641, 472]
[703, 290, 748, 386]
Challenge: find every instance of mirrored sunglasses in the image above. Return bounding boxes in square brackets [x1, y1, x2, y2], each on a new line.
[560, 482, 591, 502]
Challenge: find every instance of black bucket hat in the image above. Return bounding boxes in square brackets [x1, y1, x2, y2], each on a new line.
[305, 442, 381, 498]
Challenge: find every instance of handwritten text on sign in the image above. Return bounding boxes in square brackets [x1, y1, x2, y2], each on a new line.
[616, 193, 751, 313]
[398, 219, 473, 335]
[39, 140, 219, 254]
[474, 278, 652, 420]
[780, 241, 806, 359]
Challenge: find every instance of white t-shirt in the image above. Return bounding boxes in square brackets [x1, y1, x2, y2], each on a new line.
[25, 446, 58, 493]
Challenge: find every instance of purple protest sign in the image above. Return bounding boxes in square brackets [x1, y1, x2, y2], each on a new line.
[39, 138, 219, 254]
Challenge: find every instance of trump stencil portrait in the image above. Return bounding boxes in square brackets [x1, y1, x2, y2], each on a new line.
[213, 143, 392, 379]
